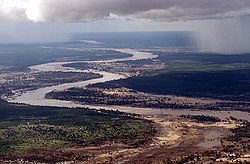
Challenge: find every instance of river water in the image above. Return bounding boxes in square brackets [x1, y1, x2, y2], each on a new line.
[8, 49, 250, 121]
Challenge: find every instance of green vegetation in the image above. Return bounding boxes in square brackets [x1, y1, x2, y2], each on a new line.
[163, 61, 250, 73]
[91, 68, 250, 100]
[0, 100, 154, 161]
[0, 71, 102, 97]
[91, 53, 250, 101]
[180, 114, 221, 122]
[222, 121, 250, 155]
[63, 62, 92, 70]
[0, 44, 130, 70]
[230, 122, 250, 141]
[46, 88, 194, 109]
[157, 52, 250, 65]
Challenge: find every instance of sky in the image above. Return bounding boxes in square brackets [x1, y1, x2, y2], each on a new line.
[0, 0, 250, 53]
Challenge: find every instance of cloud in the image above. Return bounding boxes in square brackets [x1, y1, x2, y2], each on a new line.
[1, 0, 250, 54]
[0, 0, 42, 22]
[1, 0, 250, 22]
[195, 16, 250, 54]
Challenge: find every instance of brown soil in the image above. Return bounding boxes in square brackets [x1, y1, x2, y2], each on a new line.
[1, 115, 236, 164]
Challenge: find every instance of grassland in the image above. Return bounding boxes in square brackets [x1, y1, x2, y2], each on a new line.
[91, 53, 250, 101]
[0, 100, 154, 162]
[0, 43, 130, 71]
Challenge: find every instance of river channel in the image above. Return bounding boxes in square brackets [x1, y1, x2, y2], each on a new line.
[8, 49, 250, 121]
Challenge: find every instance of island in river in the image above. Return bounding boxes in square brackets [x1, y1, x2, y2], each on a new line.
[1, 32, 250, 163]
[8, 49, 250, 121]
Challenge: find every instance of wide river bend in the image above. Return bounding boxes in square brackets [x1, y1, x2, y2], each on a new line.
[8, 49, 250, 121]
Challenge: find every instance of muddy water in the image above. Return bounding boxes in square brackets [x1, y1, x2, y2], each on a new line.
[8, 49, 250, 121]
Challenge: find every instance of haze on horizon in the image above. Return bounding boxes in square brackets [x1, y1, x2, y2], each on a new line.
[0, 0, 250, 54]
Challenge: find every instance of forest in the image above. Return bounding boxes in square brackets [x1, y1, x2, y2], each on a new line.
[91, 67, 250, 101]
[0, 100, 154, 162]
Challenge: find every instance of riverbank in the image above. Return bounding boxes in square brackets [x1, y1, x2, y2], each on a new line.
[3, 48, 250, 163]
[6, 48, 250, 121]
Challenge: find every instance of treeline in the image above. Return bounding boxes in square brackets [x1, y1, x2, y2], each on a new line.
[180, 114, 221, 122]
[229, 121, 250, 141]
[90, 69, 250, 101]
[0, 71, 102, 98]
[45, 88, 194, 110]
[0, 102, 155, 162]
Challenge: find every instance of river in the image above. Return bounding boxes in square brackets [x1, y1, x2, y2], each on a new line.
[8, 48, 250, 121]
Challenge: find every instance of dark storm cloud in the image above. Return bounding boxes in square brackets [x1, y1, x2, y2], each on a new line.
[1, 0, 250, 54]
[1, 0, 250, 22]
[38, 0, 250, 22]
